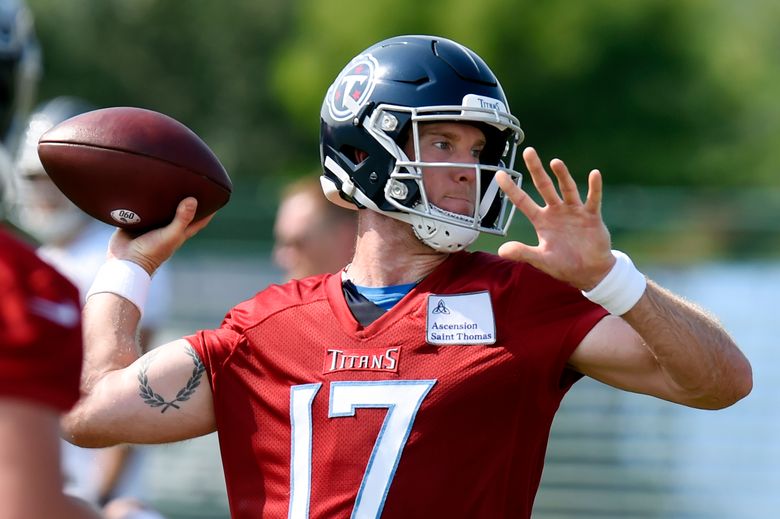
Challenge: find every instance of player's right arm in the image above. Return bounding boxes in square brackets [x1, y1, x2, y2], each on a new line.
[64, 292, 216, 446]
[63, 198, 216, 447]
[63, 334, 216, 447]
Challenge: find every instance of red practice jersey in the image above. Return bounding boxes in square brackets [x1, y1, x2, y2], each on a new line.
[188, 251, 608, 518]
[0, 226, 82, 412]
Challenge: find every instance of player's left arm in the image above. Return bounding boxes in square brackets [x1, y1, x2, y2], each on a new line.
[495, 147, 752, 409]
[568, 283, 752, 409]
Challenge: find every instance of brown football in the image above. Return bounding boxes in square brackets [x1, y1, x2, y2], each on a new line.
[37, 106, 232, 232]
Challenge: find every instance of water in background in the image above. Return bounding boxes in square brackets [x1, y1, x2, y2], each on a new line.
[141, 255, 778, 519]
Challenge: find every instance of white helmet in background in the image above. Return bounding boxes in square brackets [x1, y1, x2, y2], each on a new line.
[13, 96, 95, 243]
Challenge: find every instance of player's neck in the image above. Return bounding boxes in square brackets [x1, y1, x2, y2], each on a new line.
[346, 213, 448, 287]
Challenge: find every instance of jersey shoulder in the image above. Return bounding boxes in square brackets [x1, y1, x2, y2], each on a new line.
[187, 273, 333, 375]
[219, 273, 332, 333]
[0, 226, 82, 411]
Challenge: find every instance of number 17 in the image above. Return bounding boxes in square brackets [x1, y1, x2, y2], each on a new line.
[289, 380, 436, 519]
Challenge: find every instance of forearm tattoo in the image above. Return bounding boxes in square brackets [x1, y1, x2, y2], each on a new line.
[137, 344, 206, 413]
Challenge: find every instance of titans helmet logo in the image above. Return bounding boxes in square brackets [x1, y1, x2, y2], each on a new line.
[326, 54, 378, 122]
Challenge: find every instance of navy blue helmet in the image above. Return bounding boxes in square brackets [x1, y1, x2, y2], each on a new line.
[320, 35, 524, 252]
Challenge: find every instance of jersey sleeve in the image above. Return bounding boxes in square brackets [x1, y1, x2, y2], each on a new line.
[514, 263, 609, 389]
[0, 230, 83, 412]
[184, 296, 263, 385]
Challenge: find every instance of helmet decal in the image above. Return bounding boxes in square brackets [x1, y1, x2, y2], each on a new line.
[326, 54, 378, 122]
[462, 94, 507, 114]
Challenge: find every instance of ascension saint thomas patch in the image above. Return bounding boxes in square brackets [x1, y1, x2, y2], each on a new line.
[425, 291, 496, 346]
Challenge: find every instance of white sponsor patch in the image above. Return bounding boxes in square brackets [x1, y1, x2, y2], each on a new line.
[426, 291, 496, 345]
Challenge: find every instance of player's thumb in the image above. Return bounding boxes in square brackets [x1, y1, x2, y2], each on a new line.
[151, 197, 199, 255]
[497, 241, 537, 265]
[176, 197, 198, 226]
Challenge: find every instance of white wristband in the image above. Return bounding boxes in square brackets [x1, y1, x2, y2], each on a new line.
[86, 259, 152, 317]
[582, 250, 647, 315]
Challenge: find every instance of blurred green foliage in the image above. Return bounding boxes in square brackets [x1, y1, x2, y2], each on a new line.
[24, 0, 780, 258]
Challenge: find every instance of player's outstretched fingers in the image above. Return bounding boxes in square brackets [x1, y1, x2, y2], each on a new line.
[495, 170, 541, 222]
[584, 169, 604, 214]
[522, 147, 561, 207]
[549, 158, 582, 205]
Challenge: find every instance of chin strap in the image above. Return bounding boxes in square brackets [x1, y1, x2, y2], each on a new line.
[407, 204, 479, 252]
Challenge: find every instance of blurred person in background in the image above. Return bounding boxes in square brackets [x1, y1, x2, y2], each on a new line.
[62, 35, 751, 518]
[0, 3, 100, 517]
[0, 0, 39, 147]
[12, 95, 171, 518]
[273, 175, 356, 280]
[1, 159, 102, 519]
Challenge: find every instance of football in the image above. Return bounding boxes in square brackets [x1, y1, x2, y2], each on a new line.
[37, 106, 232, 232]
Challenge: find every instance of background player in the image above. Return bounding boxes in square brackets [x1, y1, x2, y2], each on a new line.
[0, 4, 100, 516]
[0, 187, 103, 519]
[272, 175, 356, 280]
[0, 0, 39, 148]
[12, 96, 170, 517]
[62, 35, 751, 518]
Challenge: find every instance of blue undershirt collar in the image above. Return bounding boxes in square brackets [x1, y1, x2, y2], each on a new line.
[351, 282, 417, 311]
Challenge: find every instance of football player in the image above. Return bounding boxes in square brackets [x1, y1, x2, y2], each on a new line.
[0, 216, 102, 519]
[0, 4, 100, 517]
[63, 35, 752, 519]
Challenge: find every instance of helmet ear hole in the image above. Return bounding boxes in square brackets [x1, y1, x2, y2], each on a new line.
[354, 149, 369, 164]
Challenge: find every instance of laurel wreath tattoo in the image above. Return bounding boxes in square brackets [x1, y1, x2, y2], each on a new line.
[138, 345, 205, 413]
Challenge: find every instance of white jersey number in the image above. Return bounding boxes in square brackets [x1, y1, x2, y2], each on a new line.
[289, 380, 436, 519]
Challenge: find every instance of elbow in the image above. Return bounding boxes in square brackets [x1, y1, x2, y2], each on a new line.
[60, 405, 116, 449]
[723, 359, 754, 407]
[696, 358, 753, 410]
[735, 358, 754, 399]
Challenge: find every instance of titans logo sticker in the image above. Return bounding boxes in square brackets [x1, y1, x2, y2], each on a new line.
[326, 54, 378, 122]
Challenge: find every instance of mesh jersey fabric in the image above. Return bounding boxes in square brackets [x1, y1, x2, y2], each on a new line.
[0, 226, 82, 412]
[187, 250, 608, 519]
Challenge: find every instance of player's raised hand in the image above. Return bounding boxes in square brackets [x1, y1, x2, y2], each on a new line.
[496, 147, 615, 291]
[107, 198, 214, 275]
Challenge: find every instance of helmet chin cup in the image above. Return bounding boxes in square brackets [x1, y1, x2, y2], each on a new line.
[408, 204, 479, 253]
